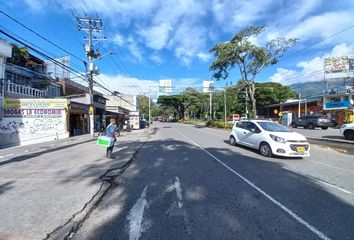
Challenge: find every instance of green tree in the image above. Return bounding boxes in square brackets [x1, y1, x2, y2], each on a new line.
[157, 95, 184, 119]
[138, 95, 158, 120]
[209, 25, 297, 117]
[254, 82, 297, 106]
[9, 44, 29, 67]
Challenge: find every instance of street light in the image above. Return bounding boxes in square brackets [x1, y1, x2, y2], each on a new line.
[97, 51, 115, 60]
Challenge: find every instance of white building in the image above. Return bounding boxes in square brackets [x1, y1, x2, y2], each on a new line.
[104, 94, 141, 129]
[0, 40, 12, 111]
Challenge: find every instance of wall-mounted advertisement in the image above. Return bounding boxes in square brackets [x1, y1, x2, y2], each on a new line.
[203, 80, 214, 93]
[324, 56, 354, 79]
[0, 98, 68, 148]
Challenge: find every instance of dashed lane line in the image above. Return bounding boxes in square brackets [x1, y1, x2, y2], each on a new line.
[175, 128, 331, 240]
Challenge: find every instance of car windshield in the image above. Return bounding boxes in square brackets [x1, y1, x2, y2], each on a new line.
[257, 122, 291, 132]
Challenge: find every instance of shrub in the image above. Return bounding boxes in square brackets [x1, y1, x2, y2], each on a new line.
[206, 120, 233, 129]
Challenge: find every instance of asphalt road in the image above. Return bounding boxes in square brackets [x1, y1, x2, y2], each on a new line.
[72, 122, 354, 240]
[0, 130, 149, 240]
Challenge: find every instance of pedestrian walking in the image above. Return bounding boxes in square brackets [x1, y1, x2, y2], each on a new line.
[106, 117, 117, 159]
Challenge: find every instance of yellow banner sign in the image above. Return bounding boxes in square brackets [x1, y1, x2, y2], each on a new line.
[4, 98, 67, 109]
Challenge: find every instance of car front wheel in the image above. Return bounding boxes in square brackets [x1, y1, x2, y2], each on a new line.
[291, 123, 297, 128]
[229, 136, 237, 146]
[308, 123, 315, 129]
[344, 130, 354, 140]
[259, 142, 272, 157]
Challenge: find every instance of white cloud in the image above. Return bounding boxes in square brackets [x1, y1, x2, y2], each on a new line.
[113, 34, 124, 46]
[96, 74, 202, 99]
[126, 36, 143, 62]
[150, 54, 163, 64]
[286, 11, 354, 42]
[22, 0, 354, 67]
[24, 0, 47, 11]
[197, 52, 212, 62]
[97, 74, 158, 96]
[138, 23, 172, 50]
[211, 0, 273, 31]
[270, 43, 354, 85]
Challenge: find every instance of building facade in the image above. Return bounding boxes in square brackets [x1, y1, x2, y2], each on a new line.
[104, 94, 140, 129]
[0, 98, 69, 148]
[0, 40, 12, 115]
[322, 86, 354, 124]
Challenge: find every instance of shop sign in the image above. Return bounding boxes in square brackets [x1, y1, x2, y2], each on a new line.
[4, 98, 67, 109]
[325, 101, 351, 109]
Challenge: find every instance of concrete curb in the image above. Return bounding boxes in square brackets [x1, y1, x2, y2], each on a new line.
[306, 137, 354, 145]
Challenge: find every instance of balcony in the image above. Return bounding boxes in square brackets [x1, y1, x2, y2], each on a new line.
[4, 80, 47, 98]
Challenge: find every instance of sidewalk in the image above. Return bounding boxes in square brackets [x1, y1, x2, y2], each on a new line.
[288, 127, 354, 145]
[0, 128, 151, 240]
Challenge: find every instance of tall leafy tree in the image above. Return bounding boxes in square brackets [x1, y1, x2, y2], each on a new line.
[209, 25, 297, 117]
[9, 44, 29, 67]
[254, 82, 297, 106]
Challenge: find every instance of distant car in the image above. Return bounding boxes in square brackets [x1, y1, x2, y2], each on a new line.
[229, 120, 310, 157]
[340, 123, 354, 140]
[139, 120, 149, 129]
[291, 115, 331, 129]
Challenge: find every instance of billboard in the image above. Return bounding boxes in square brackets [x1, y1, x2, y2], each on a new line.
[203, 81, 214, 93]
[324, 56, 354, 79]
[159, 79, 172, 93]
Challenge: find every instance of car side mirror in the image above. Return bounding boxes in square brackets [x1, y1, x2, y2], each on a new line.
[251, 128, 260, 133]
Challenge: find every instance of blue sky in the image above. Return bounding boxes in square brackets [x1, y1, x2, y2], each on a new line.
[1, 0, 354, 97]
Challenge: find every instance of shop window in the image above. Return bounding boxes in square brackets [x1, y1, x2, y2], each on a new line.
[330, 97, 340, 102]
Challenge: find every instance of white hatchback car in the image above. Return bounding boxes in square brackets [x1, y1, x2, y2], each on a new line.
[340, 123, 354, 140]
[229, 120, 310, 157]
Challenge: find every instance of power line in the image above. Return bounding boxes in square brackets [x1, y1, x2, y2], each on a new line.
[279, 25, 354, 63]
[0, 8, 85, 63]
[0, 26, 88, 84]
[0, 19, 140, 110]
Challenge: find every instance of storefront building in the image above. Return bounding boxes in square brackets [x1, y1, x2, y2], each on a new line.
[67, 101, 89, 136]
[262, 98, 323, 119]
[62, 93, 107, 133]
[323, 89, 354, 125]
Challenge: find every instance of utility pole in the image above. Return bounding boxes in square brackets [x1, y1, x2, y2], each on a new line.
[298, 93, 301, 117]
[224, 88, 227, 128]
[209, 91, 212, 121]
[148, 88, 151, 124]
[77, 17, 103, 137]
[245, 90, 249, 119]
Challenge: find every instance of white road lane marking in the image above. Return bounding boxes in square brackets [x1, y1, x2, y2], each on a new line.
[308, 160, 354, 174]
[175, 128, 332, 240]
[174, 177, 183, 208]
[0, 153, 15, 159]
[127, 185, 149, 240]
[282, 167, 353, 196]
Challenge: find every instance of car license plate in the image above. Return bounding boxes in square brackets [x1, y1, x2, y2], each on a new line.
[296, 146, 305, 153]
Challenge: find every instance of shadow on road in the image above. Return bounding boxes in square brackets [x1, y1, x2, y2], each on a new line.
[69, 137, 354, 240]
[0, 181, 15, 195]
[0, 139, 96, 167]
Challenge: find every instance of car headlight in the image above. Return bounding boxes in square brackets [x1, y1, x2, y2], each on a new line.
[270, 134, 287, 143]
